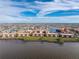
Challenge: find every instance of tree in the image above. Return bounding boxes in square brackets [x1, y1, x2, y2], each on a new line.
[56, 38, 64, 45]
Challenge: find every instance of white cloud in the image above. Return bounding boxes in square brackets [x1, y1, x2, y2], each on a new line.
[0, 0, 79, 23]
[35, 1, 79, 16]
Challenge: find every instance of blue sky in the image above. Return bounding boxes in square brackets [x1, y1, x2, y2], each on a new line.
[11, 0, 53, 2]
[0, 0, 79, 23]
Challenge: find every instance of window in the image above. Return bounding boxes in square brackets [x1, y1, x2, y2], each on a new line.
[48, 34, 51, 37]
[34, 34, 37, 36]
[5, 34, 8, 38]
[9, 34, 12, 37]
[64, 35, 67, 38]
[21, 34, 23, 37]
[69, 36, 72, 38]
[37, 31, 40, 33]
[25, 34, 27, 36]
[43, 34, 47, 37]
[42, 31, 46, 33]
[53, 35, 55, 37]
[38, 34, 41, 36]
[59, 35, 62, 37]
[30, 34, 33, 36]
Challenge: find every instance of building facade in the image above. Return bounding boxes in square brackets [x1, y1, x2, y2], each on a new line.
[0, 29, 74, 38]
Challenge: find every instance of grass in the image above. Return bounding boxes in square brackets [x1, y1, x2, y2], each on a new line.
[17, 36, 57, 41]
[1, 36, 79, 44]
[62, 37, 79, 42]
[16, 36, 79, 43]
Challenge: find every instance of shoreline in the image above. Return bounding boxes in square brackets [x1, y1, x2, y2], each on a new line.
[0, 36, 79, 43]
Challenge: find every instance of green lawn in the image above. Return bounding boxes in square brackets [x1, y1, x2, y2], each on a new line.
[62, 38, 79, 42]
[16, 36, 79, 42]
[17, 36, 57, 40]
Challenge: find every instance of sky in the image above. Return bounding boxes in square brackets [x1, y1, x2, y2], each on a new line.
[0, 0, 79, 23]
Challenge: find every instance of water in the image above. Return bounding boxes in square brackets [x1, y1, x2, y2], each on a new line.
[0, 40, 79, 59]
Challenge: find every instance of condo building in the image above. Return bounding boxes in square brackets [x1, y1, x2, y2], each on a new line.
[0, 26, 74, 38]
[0, 23, 78, 39]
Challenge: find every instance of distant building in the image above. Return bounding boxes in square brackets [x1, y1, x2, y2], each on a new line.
[0, 28, 74, 38]
[0, 24, 76, 38]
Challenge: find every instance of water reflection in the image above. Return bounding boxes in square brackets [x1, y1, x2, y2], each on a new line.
[0, 40, 79, 59]
[16, 40, 26, 44]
